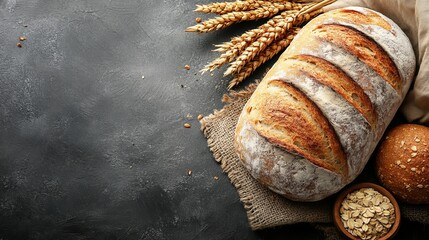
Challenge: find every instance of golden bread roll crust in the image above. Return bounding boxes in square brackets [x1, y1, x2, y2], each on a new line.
[376, 124, 429, 204]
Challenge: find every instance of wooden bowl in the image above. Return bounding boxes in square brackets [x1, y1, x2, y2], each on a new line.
[333, 182, 401, 240]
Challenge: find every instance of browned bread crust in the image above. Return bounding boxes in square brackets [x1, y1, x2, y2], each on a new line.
[376, 124, 429, 204]
[285, 54, 377, 127]
[234, 7, 416, 201]
[322, 8, 392, 31]
[247, 79, 348, 177]
[313, 24, 401, 93]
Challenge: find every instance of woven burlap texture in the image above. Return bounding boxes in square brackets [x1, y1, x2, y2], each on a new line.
[200, 82, 429, 231]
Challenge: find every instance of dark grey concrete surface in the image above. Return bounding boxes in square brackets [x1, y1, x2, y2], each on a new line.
[0, 1, 427, 239]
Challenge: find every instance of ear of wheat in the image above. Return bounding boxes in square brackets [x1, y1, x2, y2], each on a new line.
[186, 0, 337, 89]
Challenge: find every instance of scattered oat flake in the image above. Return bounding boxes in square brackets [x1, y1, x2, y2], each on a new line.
[411, 146, 417, 151]
[197, 114, 204, 120]
[184, 123, 191, 128]
[188, 170, 192, 176]
[411, 152, 417, 158]
[213, 176, 219, 180]
[396, 160, 401, 165]
[184, 64, 191, 70]
[19, 36, 26, 41]
[407, 159, 411, 163]
[417, 184, 424, 188]
[400, 140, 405, 148]
[411, 167, 416, 172]
[415, 137, 421, 142]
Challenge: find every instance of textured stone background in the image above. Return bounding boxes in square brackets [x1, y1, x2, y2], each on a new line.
[0, 0, 426, 239]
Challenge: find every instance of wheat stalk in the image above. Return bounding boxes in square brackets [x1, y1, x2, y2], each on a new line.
[187, 0, 337, 89]
[186, 3, 299, 33]
[195, 1, 303, 15]
[224, 10, 319, 76]
[201, 10, 299, 73]
[228, 28, 299, 89]
[213, 9, 299, 52]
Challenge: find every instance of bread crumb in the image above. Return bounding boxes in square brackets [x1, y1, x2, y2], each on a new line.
[213, 176, 219, 180]
[195, 17, 202, 23]
[184, 123, 191, 128]
[19, 36, 26, 41]
[188, 169, 192, 176]
[16, 42, 22, 48]
[197, 114, 204, 120]
[184, 64, 191, 70]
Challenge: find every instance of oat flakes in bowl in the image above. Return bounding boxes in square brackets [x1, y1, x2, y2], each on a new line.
[333, 183, 401, 240]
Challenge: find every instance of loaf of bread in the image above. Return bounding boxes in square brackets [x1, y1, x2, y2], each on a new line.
[234, 7, 416, 201]
[376, 124, 429, 204]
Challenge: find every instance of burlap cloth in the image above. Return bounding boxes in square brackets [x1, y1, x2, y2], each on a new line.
[200, 83, 429, 236]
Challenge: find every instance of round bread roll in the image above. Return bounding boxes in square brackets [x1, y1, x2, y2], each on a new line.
[375, 124, 429, 204]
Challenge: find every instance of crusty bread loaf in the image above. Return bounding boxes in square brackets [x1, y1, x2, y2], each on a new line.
[234, 7, 416, 201]
[376, 124, 429, 204]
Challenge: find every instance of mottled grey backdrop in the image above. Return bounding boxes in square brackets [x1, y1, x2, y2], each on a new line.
[0, 0, 426, 239]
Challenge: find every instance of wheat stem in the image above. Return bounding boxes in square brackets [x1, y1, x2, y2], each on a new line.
[228, 28, 299, 89]
[201, 10, 299, 73]
[201, 11, 297, 73]
[214, 9, 299, 52]
[186, 3, 300, 33]
[224, 2, 324, 76]
[195, 0, 303, 15]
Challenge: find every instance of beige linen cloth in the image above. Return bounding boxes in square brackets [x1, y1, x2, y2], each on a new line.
[200, 0, 429, 236]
